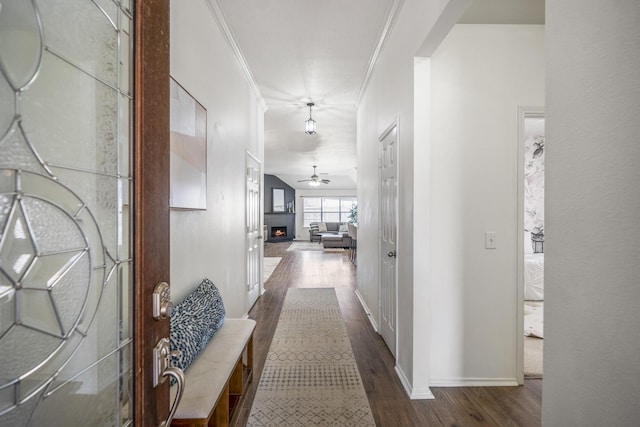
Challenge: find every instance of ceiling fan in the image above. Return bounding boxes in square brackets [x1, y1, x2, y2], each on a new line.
[298, 165, 330, 186]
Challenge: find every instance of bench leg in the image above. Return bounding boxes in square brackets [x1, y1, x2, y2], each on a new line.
[211, 382, 229, 427]
[246, 335, 253, 376]
[230, 358, 243, 396]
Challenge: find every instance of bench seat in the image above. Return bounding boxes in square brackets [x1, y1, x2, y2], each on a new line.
[171, 318, 256, 426]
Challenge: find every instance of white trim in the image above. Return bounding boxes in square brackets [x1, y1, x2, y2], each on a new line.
[355, 0, 404, 107]
[205, 0, 266, 111]
[395, 365, 435, 400]
[429, 377, 519, 387]
[516, 106, 544, 385]
[355, 289, 379, 332]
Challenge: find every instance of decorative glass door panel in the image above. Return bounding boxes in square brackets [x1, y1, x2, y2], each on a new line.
[0, 1, 133, 425]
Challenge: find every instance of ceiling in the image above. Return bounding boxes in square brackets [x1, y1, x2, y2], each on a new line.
[217, 0, 396, 190]
[215, 0, 544, 190]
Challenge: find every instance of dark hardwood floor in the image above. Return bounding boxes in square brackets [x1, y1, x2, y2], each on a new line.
[236, 241, 542, 426]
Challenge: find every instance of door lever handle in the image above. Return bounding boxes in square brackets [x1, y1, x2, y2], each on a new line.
[159, 366, 184, 427]
[154, 338, 185, 427]
[387, 251, 397, 258]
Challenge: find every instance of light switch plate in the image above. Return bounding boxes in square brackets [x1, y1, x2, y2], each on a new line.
[485, 232, 496, 249]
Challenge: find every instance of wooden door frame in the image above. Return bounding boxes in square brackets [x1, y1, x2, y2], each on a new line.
[134, 1, 170, 425]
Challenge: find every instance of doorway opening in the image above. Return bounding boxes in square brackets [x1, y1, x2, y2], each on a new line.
[519, 108, 545, 380]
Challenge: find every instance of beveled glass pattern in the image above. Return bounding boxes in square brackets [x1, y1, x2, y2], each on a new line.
[0, 77, 13, 138]
[29, 351, 123, 425]
[0, 126, 48, 175]
[0, 1, 133, 424]
[0, 0, 42, 90]
[37, 0, 118, 87]
[21, 55, 119, 177]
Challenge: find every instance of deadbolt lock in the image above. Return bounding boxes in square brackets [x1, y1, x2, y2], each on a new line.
[153, 282, 174, 320]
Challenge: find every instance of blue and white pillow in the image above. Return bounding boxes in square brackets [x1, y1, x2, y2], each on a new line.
[170, 278, 226, 372]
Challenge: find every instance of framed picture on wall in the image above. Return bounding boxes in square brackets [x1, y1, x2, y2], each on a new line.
[169, 77, 207, 210]
[272, 188, 285, 212]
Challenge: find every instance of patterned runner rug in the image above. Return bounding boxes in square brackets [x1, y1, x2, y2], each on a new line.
[247, 288, 375, 426]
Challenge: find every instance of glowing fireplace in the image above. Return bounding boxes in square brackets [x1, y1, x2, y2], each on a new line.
[271, 226, 287, 238]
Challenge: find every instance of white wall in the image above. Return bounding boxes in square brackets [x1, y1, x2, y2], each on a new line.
[356, 0, 451, 397]
[544, 2, 640, 425]
[294, 189, 356, 239]
[429, 24, 544, 384]
[170, 0, 263, 316]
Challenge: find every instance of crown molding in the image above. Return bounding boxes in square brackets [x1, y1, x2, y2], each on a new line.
[205, 0, 267, 111]
[355, 0, 404, 108]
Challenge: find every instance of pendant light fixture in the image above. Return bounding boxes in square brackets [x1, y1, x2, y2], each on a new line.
[305, 102, 317, 135]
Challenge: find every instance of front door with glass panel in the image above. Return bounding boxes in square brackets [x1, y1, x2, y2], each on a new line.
[0, 1, 145, 425]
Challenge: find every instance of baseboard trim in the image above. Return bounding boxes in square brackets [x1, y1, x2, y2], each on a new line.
[429, 377, 519, 387]
[354, 289, 378, 332]
[395, 365, 435, 400]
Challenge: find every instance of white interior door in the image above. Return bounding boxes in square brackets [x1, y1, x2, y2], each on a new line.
[246, 152, 262, 309]
[379, 122, 398, 358]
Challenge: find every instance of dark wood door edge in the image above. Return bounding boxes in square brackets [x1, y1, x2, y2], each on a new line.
[133, 1, 170, 426]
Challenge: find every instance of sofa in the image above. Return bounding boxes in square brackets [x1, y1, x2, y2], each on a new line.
[309, 222, 352, 248]
[309, 222, 345, 241]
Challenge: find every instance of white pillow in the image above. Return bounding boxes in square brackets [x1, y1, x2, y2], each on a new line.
[317, 222, 327, 232]
[338, 224, 349, 233]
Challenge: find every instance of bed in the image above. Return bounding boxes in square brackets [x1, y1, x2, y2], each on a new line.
[524, 248, 544, 301]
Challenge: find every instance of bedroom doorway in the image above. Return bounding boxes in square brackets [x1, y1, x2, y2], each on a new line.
[518, 108, 545, 381]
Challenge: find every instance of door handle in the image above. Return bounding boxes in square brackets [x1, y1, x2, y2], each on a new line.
[387, 251, 396, 258]
[152, 282, 184, 426]
[154, 338, 185, 427]
[160, 366, 184, 427]
[257, 235, 264, 240]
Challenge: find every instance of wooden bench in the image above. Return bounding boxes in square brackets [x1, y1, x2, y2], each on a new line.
[171, 318, 255, 426]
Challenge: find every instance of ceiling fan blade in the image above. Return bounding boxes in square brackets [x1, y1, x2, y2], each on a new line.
[321, 179, 331, 184]
[297, 179, 311, 182]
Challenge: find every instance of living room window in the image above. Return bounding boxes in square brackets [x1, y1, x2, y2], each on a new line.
[302, 197, 357, 227]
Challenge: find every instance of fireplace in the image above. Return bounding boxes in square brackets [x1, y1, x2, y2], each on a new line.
[271, 226, 287, 238]
[264, 212, 294, 242]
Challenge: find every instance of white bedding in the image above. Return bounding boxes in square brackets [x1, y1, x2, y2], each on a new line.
[524, 253, 544, 301]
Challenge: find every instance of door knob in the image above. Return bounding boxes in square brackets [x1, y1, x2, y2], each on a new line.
[387, 251, 396, 258]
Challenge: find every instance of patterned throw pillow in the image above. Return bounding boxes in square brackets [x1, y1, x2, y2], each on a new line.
[317, 222, 327, 232]
[170, 278, 226, 372]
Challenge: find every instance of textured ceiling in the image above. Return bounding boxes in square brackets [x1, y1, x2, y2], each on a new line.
[217, 0, 395, 189]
